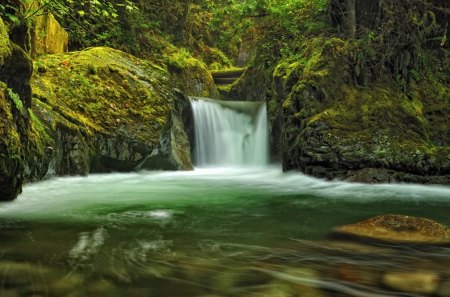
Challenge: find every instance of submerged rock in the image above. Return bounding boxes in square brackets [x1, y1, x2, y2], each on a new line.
[330, 214, 450, 245]
[382, 270, 439, 294]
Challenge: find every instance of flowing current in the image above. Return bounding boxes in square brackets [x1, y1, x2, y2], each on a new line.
[0, 98, 449, 297]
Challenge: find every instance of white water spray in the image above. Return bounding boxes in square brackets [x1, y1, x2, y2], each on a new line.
[190, 97, 269, 167]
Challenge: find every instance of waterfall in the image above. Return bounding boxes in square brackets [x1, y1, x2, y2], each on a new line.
[190, 97, 269, 167]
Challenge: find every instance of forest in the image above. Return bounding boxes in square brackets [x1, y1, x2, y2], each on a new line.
[0, 1, 450, 297]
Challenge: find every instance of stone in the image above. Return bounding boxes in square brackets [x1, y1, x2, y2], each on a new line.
[382, 270, 439, 294]
[29, 46, 193, 180]
[0, 18, 33, 201]
[438, 280, 450, 297]
[50, 274, 84, 296]
[31, 11, 68, 57]
[86, 279, 120, 297]
[330, 214, 450, 245]
[0, 261, 55, 288]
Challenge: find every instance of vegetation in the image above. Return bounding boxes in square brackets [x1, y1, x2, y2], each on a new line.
[1, 0, 450, 187]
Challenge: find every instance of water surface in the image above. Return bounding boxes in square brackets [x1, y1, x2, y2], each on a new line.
[0, 167, 449, 296]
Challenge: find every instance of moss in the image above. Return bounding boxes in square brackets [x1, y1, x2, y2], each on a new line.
[0, 18, 11, 65]
[31, 46, 173, 144]
[0, 84, 25, 200]
[276, 32, 450, 181]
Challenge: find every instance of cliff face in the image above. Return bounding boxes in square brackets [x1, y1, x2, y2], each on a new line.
[0, 18, 33, 200]
[27, 47, 193, 181]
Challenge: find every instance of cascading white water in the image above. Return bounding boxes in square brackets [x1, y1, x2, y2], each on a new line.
[190, 97, 269, 167]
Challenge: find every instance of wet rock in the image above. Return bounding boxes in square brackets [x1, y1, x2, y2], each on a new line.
[0, 290, 19, 297]
[86, 279, 120, 297]
[438, 280, 450, 297]
[382, 270, 439, 294]
[330, 214, 450, 245]
[50, 274, 84, 296]
[333, 263, 379, 286]
[0, 260, 60, 296]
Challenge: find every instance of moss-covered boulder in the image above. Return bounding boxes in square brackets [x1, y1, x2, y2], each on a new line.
[277, 37, 450, 184]
[163, 47, 218, 98]
[29, 47, 192, 179]
[0, 18, 33, 201]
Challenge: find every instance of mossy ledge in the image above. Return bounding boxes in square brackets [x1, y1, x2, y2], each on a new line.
[28, 46, 193, 181]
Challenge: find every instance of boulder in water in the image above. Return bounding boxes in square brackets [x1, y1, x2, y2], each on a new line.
[330, 214, 450, 245]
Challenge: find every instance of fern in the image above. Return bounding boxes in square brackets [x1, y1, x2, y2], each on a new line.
[7, 88, 24, 115]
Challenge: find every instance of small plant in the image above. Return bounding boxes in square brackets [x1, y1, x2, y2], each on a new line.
[7, 88, 24, 115]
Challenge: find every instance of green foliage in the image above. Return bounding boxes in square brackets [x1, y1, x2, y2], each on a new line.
[7, 88, 24, 115]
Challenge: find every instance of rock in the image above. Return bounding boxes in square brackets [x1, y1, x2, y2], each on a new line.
[28, 46, 193, 180]
[50, 274, 84, 296]
[438, 280, 450, 297]
[0, 260, 55, 288]
[0, 17, 33, 200]
[167, 53, 218, 98]
[0, 290, 19, 297]
[86, 279, 120, 297]
[31, 11, 68, 57]
[332, 263, 379, 287]
[330, 214, 450, 245]
[272, 35, 450, 184]
[382, 270, 439, 294]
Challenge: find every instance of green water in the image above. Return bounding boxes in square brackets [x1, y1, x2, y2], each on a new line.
[0, 166, 449, 297]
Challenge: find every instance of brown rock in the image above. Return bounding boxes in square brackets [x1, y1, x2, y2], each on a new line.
[330, 214, 450, 245]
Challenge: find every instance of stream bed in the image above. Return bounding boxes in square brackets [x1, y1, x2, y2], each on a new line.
[0, 166, 450, 297]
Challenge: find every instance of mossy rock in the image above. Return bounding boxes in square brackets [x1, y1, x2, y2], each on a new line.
[162, 46, 218, 98]
[277, 37, 450, 184]
[30, 46, 192, 176]
[0, 19, 33, 200]
[330, 214, 450, 245]
[0, 18, 11, 65]
[0, 84, 24, 200]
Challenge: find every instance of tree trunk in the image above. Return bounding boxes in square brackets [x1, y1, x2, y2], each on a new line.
[346, 0, 356, 37]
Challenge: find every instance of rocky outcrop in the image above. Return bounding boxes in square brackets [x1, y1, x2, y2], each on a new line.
[28, 46, 192, 181]
[31, 11, 68, 57]
[0, 18, 33, 201]
[275, 37, 450, 184]
[330, 214, 450, 245]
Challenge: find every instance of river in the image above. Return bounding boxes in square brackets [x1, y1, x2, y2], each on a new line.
[0, 99, 449, 296]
